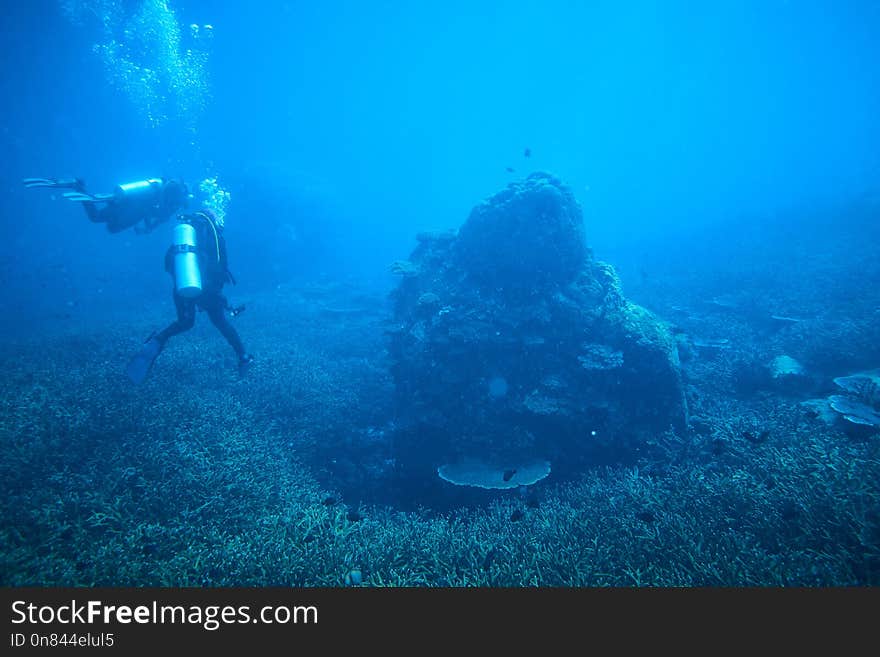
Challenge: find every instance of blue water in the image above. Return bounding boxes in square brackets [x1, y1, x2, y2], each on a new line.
[1, 0, 879, 586]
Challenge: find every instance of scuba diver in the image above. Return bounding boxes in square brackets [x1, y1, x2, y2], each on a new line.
[125, 208, 254, 384]
[23, 176, 189, 234]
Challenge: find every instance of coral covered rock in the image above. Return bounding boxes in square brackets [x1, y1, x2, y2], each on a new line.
[388, 173, 688, 482]
[454, 173, 587, 291]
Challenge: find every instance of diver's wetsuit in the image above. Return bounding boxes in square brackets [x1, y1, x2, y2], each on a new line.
[155, 212, 246, 359]
[24, 177, 184, 234]
[83, 179, 184, 234]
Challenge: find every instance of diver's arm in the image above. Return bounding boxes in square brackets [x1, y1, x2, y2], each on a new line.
[139, 213, 172, 234]
[219, 237, 237, 285]
[164, 246, 175, 275]
[133, 218, 157, 234]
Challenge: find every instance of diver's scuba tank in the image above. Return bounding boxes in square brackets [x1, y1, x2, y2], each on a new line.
[115, 178, 162, 204]
[171, 217, 202, 298]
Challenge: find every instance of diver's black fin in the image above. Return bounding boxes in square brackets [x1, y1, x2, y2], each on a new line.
[23, 177, 84, 190]
[23, 178, 56, 188]
[63, 191, 113, 203]
[125, 337, 163, 385]
[62, 192, 95, 203]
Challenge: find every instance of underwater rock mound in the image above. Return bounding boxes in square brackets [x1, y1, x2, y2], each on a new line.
[388, 173, 688, 484]
[454, 173, 587, 291]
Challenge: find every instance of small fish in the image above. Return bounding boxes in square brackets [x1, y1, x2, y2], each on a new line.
[322, 496, 337, 506]
[524, 147, 531, 157]
[510, 509, 524, 522]
[346, 510, 362, 522]
[502, 469, 517, 482]
[779, 499, 800, 521]
[482, 547, 498, 571]
[744, 430, 770, 444]
[505, 167, 515, 173]
[524, 491, 540, 509]
[636, 511, 655, 524]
